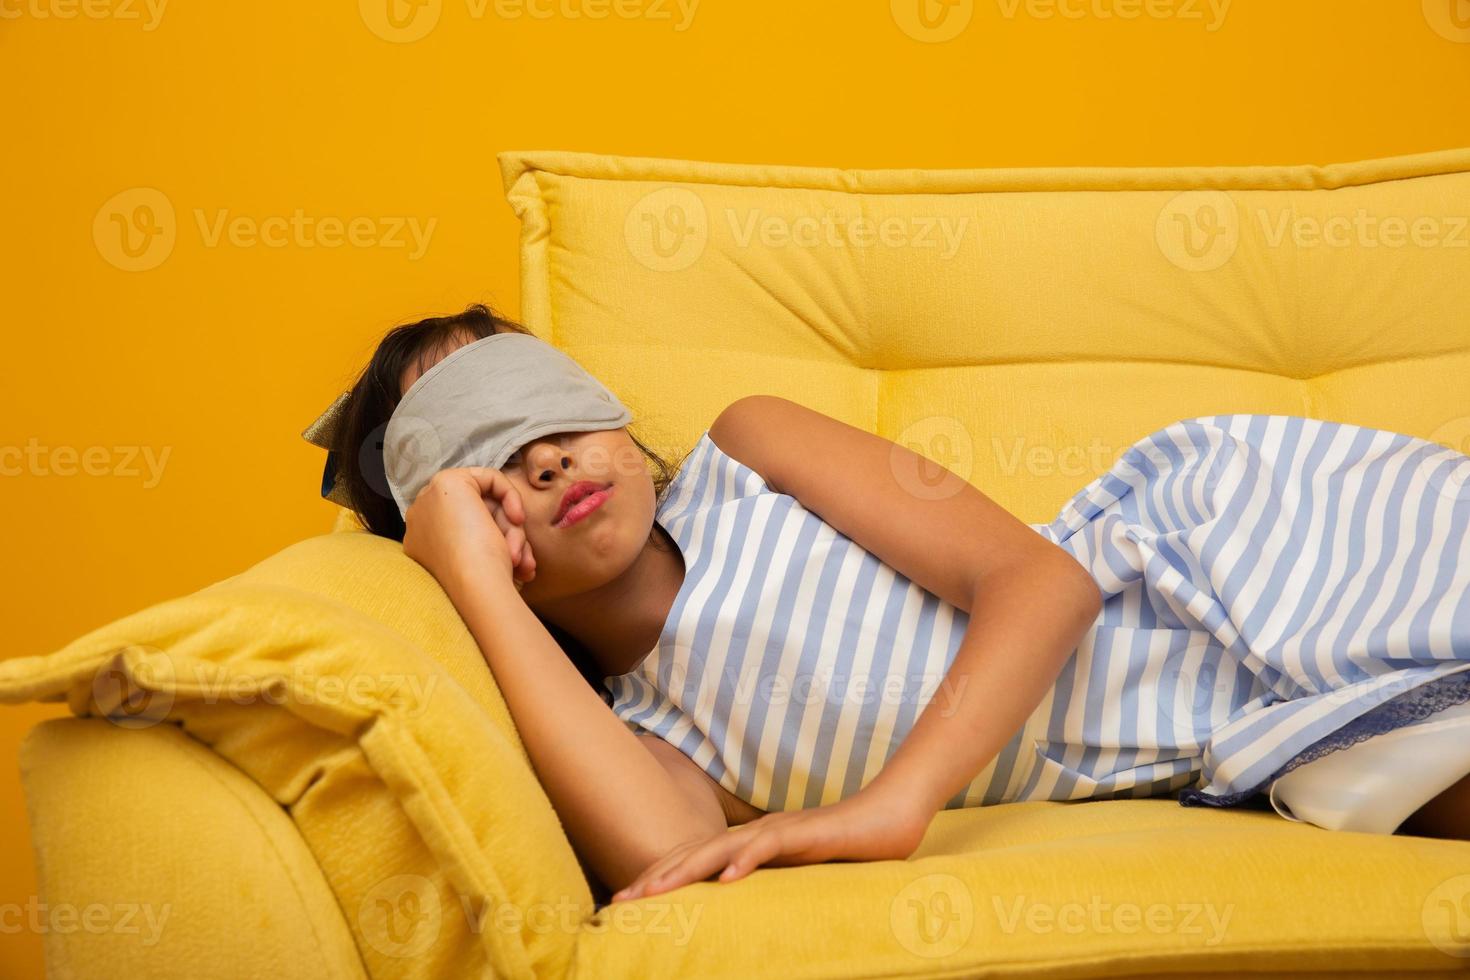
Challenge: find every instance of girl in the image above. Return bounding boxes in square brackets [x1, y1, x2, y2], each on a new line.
[317, 303, 1470, 906]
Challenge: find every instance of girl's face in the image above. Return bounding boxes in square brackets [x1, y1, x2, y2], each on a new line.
[397, 334, 656, 602]
[499, 428, 658, 601]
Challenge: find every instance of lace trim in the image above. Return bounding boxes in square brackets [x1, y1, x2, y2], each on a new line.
[1177, 669, 1470, 809]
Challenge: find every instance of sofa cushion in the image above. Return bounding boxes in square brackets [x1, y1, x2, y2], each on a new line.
[496, 147, 1470, 525]
[574, 797, 1470, 976]
[0, 530, 593, 980]
[20, 717, 368, 980]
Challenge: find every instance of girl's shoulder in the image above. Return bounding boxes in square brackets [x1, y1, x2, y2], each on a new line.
[656, 429, 779, 523]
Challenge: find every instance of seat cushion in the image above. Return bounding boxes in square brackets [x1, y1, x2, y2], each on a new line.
[577, 798, 1470, 976]
[1, 530, 593, 980]
[20, 717, 367, 980]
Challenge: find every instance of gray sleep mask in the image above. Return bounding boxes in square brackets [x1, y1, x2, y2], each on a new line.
[380, 332, 633, 519]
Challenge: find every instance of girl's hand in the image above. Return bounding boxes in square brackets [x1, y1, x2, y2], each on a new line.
[401, 467, 537, 597]
[609, 787, 933, 903]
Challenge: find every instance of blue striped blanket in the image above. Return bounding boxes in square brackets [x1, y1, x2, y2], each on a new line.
[1031, 413, 1470, 808]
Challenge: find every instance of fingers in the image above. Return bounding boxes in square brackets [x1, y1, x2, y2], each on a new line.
[462, 471, 534, 580]
[497, 516, 535, 580]
[719, 832, 786, 882]
[611, 840, 702, 902]
[612, 833, 745, 902]
[459, 466, 526, 526]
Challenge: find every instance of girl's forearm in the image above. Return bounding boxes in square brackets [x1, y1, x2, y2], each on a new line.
[449, 569, 724, 890]
[866, 553, 1102, 816]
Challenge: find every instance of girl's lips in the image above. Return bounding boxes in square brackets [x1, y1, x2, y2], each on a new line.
[554, 484, 614, 528]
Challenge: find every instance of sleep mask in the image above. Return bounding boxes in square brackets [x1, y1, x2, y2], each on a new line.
[381, 332, 633, 519]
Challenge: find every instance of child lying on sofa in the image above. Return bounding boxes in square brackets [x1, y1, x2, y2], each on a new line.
[307, 303, 1470, 903]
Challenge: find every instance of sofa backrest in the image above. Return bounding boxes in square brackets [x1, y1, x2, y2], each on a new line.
[499, 148, 1470, 522]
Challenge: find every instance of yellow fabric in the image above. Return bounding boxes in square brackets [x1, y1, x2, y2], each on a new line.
[491, 147, 1470, 974]
[498, 147, 1470, 525]
[1, 531, 592, 980]
[20, 717, 367, 980]
[575, 799, 1470, 976]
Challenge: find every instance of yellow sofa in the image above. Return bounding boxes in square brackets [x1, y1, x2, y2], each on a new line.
[6, 147, 1470, 978]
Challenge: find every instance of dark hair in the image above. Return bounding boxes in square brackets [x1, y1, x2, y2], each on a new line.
[331, 302, 685, 694]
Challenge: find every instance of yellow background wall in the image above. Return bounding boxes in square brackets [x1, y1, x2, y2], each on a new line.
[3, 0, 1467, 974]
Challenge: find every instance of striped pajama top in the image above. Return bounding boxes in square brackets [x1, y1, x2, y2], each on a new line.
[602, 414, 1470, 813]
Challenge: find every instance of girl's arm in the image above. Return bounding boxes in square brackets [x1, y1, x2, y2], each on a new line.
[612, 398, 1101, 901]
[401, 467, 728, 894]
[451, 567, 730, 892]
[707, 395, 1103, 816]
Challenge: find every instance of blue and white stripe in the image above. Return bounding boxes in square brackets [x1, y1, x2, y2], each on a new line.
[604, 414, 1470, 812]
